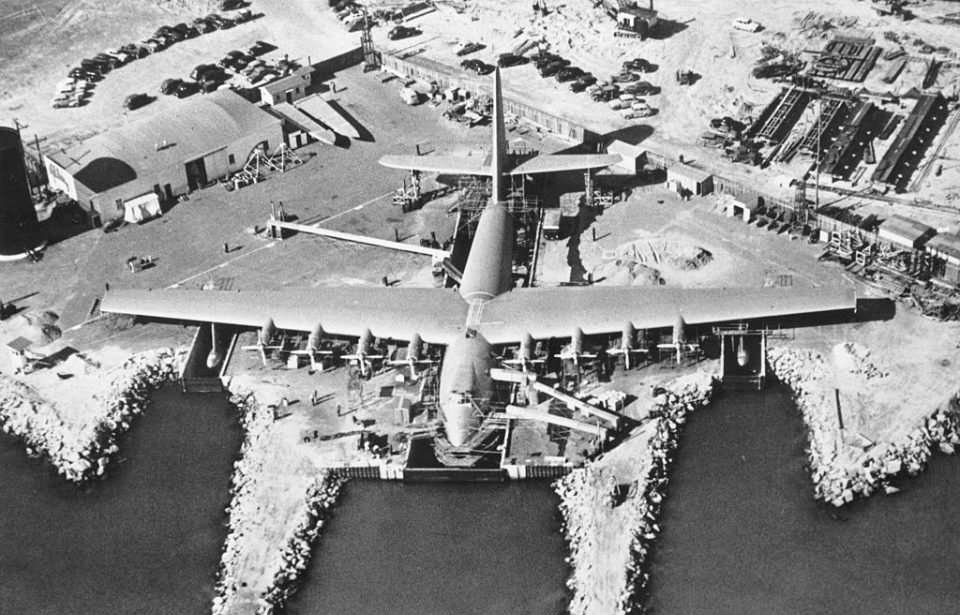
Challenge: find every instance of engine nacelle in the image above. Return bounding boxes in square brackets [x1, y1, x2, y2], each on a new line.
[259, 317, 276, 347]
[307, 323, 325, 354]
[673, 315, 687, 345]
[571, 327, 585, 355]
[408, 333, 423, 362]
[520, 333, 535, 362]
[358, 328, 375, 355]
[621, 322, 636, 351]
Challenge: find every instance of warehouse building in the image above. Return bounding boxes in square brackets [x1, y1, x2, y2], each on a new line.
[45, 90, 282, 226]
[877, 213, 937, 251]
[926, 233, 960, 285]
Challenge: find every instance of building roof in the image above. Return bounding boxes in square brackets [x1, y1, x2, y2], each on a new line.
[260, 67, 313, 97]
[49, 90, 281, 195]
[607, 140, 645, 161]
[926, 233, 960, 263]
[878, 213, 936, 245]
[668, 163, 713, 183]
[6, 337, 32, 352]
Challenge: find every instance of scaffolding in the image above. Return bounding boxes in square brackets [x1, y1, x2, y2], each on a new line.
[360, 9, 378, 70]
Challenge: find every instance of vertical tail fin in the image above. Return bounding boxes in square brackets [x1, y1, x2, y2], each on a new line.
[490, 67, 506, 204]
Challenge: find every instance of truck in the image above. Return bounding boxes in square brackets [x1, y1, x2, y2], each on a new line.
[399, 87, 423, 105]
[542, 208, 562, 240]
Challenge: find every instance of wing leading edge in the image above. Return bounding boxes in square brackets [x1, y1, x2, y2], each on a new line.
[508, 153, 623, 176]
[378, 154, 490, 176]
[474, 285, 857, 345]
[100, 288, 469, 345]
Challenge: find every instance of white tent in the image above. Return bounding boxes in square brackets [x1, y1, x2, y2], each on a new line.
[123, 192, 162, 224]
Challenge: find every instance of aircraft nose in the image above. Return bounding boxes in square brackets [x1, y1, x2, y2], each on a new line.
[442, 402, 476, 447]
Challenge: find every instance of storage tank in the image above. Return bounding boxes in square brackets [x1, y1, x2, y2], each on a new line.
[0, 126, 44, 259]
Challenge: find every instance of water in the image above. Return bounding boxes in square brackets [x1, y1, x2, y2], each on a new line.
[287, 481, 570, 615]
[648, 385, 960, 615]
[0, 386, 241, 615]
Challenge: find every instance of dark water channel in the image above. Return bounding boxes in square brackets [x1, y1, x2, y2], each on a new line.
[0, 386, 241, 615]
[286, 481, 570, 615]
[648, 385, 960, 615]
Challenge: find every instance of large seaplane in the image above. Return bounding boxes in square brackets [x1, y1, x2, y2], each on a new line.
[101, 68, 856, 451]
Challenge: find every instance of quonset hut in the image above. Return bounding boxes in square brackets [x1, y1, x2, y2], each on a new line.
[44, 90, 282, 226]
[0, 126, 44, 260]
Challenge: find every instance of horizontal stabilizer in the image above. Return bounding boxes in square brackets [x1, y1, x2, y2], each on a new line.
[379, 154, 490, 176]
[509, 153, 622, 176]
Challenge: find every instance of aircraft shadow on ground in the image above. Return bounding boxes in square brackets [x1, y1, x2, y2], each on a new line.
[325, 99, 375, 143]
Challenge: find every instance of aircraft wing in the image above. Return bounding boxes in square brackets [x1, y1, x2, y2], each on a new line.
[100, 287, 469, 345]
[508, 153, 622, 176]
[379, 154, 490, 176]
[474, 285, 856, 345]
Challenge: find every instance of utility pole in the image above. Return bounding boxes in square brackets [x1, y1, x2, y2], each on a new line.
[815, 96, 822, 211]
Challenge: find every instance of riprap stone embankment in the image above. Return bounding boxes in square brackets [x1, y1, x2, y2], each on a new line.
[0, 348, 180, 482]
[770, 346, 960, 507]
[212, 387, 344, 615]
[556, 371, 715, 615]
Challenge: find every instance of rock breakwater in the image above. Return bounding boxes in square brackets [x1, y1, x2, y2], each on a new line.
[213, 390, 344, 615]
[0, 348, 180, 482]
[556, 372, 715, 615]
[770, 347, 960, 507]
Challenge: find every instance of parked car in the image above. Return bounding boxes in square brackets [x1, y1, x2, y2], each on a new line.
[623, 57, 653, 73]
[192, 17, 216, 33]
[247, 40, 272, 56]
[190, 63, 217, 80]
[533, 52, 561, 69]
[94, 53, 122, 69]
[571, 73, 597, 91]
[140, 38, 167, 53]
[234, 9, 254, 23]
[219, 0, 244, 9]
[461, 58, 494, 75]
[122, 93, 150, 110]
[624, 80, 658, 95]
[539, 60, 567, 77]
[556, 67, 583, 82]
[498, 52, 527, 67]
[388, 25, 419, 40]
[174, 81, 197, 98]
[219, 50, 248, 69]
[456, 41, 484, 57]
[159, 78, 182, 95]
[732, 17, 761, 32]
[611, 71, 638, 83]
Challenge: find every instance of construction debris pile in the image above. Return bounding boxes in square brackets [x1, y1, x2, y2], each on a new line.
[556, 372, 715, 615]
[0, 348, 179, 482]
[769, 346, 960, 507]
[592, 238, 712, 286]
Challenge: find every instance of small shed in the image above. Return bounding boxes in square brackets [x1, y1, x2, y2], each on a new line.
[259, 67, 314, 107]
[7, 337, 32, 373]
[878, 214, 936, 250]
[725, 194, 760, 222]
[667, 164, 714, 196]
[925, 233, 960, 284]
[606, 140, 645, 175]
